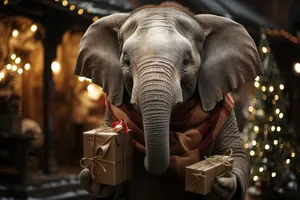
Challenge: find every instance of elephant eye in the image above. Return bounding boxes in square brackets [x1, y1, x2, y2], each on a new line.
[183, 58, 190, 67]
[123, 55, 131, 66]
[182, 52, 193, 67]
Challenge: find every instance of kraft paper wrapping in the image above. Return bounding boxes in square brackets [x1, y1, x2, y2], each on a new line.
[185, 155, 234, 195]
[81, 127, 132, 186]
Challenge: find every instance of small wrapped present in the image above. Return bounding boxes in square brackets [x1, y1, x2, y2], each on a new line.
[80, 120, 132, 186]
[185, 154, 234, 195]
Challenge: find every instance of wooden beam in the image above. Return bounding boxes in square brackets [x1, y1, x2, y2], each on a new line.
[41, 11, 71, 174]
[42, 22, 58, 175]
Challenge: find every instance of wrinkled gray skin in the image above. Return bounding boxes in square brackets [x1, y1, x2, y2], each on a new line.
[75, 6, 262, 200]
[122, 10, 200, 175]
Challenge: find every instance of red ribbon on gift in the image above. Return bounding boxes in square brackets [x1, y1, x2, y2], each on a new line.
[112, 119, 129, 133]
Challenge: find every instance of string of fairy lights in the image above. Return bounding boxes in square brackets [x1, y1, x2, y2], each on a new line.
[54, 0, 100, 22]
[0, 24, 38, 82]
[246, 75, 292, 182]
[2, 0, 102, 99]
[268, 29, 299, 44]
[244, 38, 298, 183]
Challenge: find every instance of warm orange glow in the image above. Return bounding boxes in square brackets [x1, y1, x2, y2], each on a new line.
[93, 16, 99, 22]
[78, 9, 84, 15]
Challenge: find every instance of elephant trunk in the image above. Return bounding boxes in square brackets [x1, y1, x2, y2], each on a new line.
[137, 65, 176, 175]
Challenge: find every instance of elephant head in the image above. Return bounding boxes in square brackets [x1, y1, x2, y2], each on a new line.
[75, 3, 262, 175]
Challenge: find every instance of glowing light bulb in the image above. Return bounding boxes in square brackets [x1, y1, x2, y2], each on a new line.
[85, 78, 92, 82]
[262, 47, 268, 53]
[291, 152, 295, 157]
[6, 64, 11, 70]
[265, 144, 270, 150]
[253, 176, 259, 181]
[69, 4, 75, 11]
[255, 76, 260, 81]
[78, 9, 84, 15]
[286, 159, 290, 164]
[250, 150, 255, 156]
[87, 84, 94, 92]
[15, 57, 21, 64]
[269, 116, 273, 122]
[294, 63, 300, 74]
[271, 126, 276, 131]
[12, 29, 19, 37]
[12, 65, 17, 71]
[269, 86, 274, 92]
[244, 143, 249, 149]
[62, 0, 68, 6]
[0, 72, 5, 79]
[279, 113, 284, 118]
[271, 172, 276, 177]
[254, 126, 259, 132]
[259, 167, 264, 172]
[277, 126, 281, 132]
[78, 76, 85, 82]
[17, 68, 23, 74]
[261, 86, 266, 92]
[248, 106, 254, 112]
[252, 140, 257, 146]
[275, 109, 280, 114]
[24, 63, 31, 70]
[31, 24, 37, 32]
[51, 61, 60, 73]
[254, 82, 260, 88]
[279, 84, 284, 90]
[11, 54, 16, 60]
[93, 16, 99, 22]
[274, 95, 279, 100]
[273, 140, 278, 145]
[87, 83, 102, 100]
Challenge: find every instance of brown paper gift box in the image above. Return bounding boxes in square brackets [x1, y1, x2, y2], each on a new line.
[185, 155, 234, 195]
[82, 128, 132, 186]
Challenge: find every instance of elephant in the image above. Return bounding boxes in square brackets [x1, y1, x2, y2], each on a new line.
[74, 2, 263, 200]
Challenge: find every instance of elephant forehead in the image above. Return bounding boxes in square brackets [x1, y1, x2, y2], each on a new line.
[120, 7, 203, 41]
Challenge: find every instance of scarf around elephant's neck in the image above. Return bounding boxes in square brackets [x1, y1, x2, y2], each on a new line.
[105, 93, 234, 176]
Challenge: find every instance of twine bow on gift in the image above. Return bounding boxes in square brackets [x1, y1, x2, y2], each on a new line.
[193, 149, 233, 178]
[80, 156, 107, 179]
[191, 149, 233, 193]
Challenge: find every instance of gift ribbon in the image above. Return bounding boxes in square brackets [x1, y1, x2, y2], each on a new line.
[112, 119, 129, 134]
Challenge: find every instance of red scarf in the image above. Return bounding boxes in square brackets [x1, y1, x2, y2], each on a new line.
[105, 94, 234, 176]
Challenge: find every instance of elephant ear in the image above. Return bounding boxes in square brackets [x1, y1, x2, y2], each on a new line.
[74, 13, 130, 106]
[194, 14, 263, 111]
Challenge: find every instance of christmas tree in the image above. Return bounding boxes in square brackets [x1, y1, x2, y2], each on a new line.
[242, 29, 299, 196]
